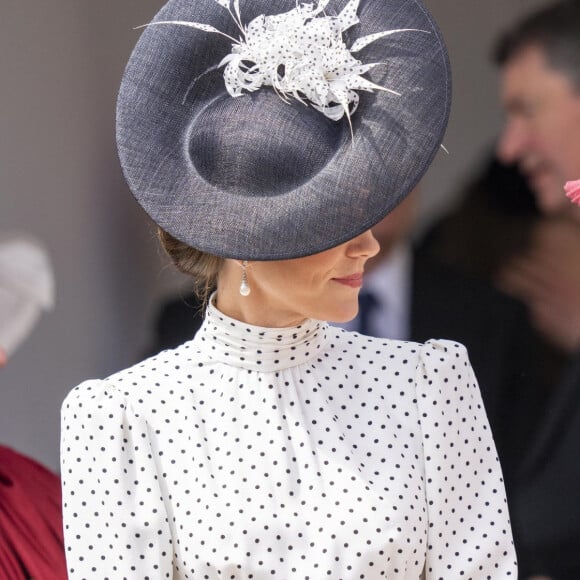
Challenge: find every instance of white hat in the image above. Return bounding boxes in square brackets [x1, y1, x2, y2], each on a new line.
[0, 232, 55, 358]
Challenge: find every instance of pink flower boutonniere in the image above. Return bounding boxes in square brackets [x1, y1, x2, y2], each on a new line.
[564, 180, 580, 206]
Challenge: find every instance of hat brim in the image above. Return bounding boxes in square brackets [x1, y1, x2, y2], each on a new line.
[117, 0, 451, 260]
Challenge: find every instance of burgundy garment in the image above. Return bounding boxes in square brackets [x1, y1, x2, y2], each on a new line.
[0, 445, 66, 579]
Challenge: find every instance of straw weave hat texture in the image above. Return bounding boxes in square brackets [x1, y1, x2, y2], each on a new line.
[117, 0, 451, 259]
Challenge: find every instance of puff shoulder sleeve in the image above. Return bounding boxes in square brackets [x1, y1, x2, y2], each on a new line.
[416, 339, 518, 578]
[60, 380, 173, 579]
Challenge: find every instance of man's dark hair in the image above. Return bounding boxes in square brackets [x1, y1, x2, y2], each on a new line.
[494, 0, 580, 89]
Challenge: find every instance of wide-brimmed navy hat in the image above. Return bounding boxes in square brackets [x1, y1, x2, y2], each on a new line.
[117, 0, 451, 260]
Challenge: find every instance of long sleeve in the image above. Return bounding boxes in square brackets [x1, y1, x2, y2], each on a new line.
[60, 380, 173, 579]
[416, 339, 517, 579]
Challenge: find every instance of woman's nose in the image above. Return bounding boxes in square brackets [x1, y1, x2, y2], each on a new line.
[347, 229, 380, 258]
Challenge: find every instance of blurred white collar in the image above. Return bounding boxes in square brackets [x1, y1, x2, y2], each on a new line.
[364, 243, 412, 321]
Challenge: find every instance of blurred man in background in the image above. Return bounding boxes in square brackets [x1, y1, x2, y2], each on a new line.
[495, 0, 580, 354]
[493, 2, 580, 578]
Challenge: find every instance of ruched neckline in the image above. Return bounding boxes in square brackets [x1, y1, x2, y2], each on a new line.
[194, 294, 329, 372]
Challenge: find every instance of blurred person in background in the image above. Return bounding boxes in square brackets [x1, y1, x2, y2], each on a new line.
[494, 0, 580, 356]
[0, 232, 66, 579]
[424, 2, 580, 577]
[492, 3, 580, 578]
[423, 154, 540, 285]
[421, 156, 567, 398]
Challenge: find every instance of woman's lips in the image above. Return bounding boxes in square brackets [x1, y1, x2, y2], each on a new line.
[333, 273, 364, 288]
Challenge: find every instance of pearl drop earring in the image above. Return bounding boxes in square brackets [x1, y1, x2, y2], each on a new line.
[239, 260, 251, 296]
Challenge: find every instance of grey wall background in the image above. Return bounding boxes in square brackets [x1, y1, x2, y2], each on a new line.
[1, 0, 548, 472]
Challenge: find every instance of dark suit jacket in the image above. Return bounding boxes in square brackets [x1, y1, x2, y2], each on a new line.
[509, 352, 580, 580]
[410, 250, 544, 485]
[148, 291, 205, 356]
[411, 251, 580, 579]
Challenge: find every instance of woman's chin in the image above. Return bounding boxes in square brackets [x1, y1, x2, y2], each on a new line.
[324, 303, 360, 323]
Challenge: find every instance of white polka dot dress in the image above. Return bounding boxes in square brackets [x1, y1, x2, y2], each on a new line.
[60, 300, 517, 579]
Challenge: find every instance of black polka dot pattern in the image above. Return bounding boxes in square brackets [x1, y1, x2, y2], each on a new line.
[61, 300, 517, 578]
[168, 0, 401, 121]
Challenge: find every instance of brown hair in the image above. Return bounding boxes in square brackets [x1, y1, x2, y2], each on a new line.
[157, 227, 224, 305]
[494, 0, 580, 91]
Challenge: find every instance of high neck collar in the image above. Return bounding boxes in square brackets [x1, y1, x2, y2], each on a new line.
[194, 296, 329, 372]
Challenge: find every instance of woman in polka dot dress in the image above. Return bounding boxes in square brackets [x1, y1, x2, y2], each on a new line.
[60, 0, 518, 578]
